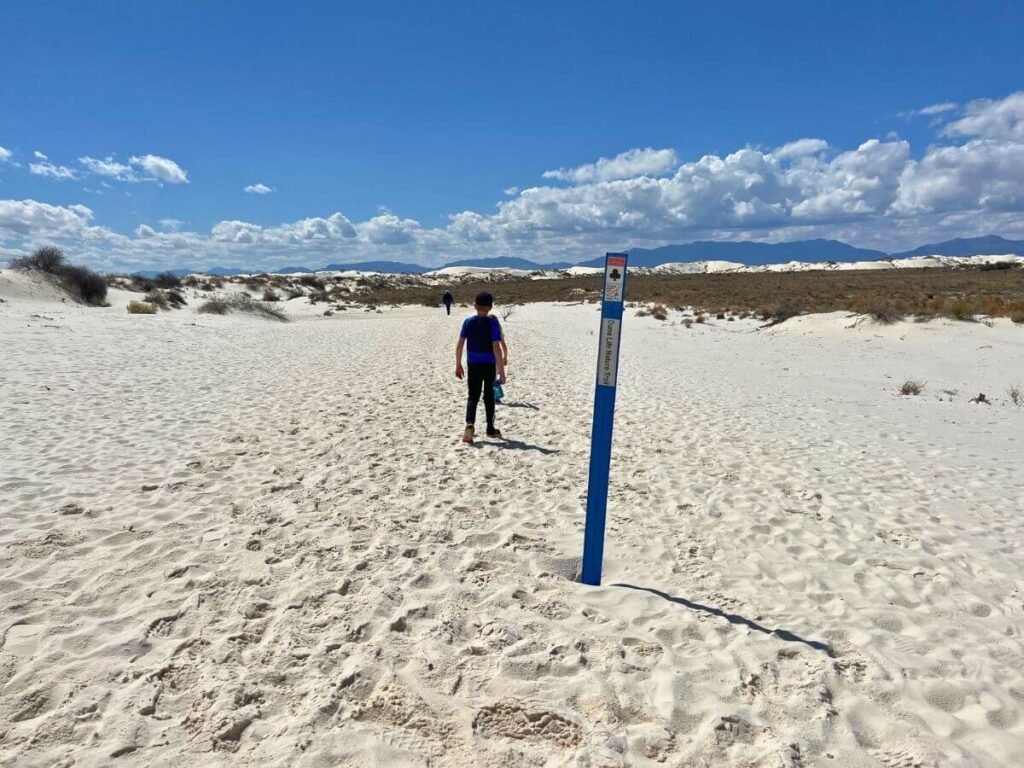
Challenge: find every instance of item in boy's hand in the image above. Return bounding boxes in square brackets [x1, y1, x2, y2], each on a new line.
[493, 380, 504, 403]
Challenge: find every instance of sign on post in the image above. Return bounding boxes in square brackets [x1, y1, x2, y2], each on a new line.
[581, 253, 627, 586]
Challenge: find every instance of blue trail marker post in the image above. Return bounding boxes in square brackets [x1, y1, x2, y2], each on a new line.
[581, 253, 628, 586]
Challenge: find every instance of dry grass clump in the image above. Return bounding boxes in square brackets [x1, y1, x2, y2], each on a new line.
[144, 290, 169, 309]
[263, 288, 280, 302]
[637, 303, 669, 320]
[867, 304, 904, 324]
[127, 300, 157, 314]
[198, 294, 288, 321]
[900, 379, 926, 396]
[1009, 385, 1022, 407]
[949, 297, 976, 321]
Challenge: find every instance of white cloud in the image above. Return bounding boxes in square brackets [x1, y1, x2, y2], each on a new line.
[919, 102, 958, 116]
[77, 153, 190, 184]
[503, 186, 519, 196]
[29, 161, 79, 180]
[244, 183, 274, 194]
[543, 147, 679, 183]
[942, 91, 1024, 141]
[0, 199, 95, 237]
[0, 146, 11, 163]
[773, 138, 829, 159]
[79, 156, 137, 181]
[33, 150, 48, 160]
[129, 154, 189, 184]
[360, 213, 420, 244]
[159, 218, 184, 231]
[895, 138, 1024, 214]
[4, 90, 1024, 272]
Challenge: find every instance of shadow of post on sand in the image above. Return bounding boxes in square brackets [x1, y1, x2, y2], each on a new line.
[610, 583, 834, 657]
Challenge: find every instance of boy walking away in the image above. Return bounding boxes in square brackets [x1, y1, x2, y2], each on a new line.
[442, 290, 454, 315]
[455, 292, 506, 444]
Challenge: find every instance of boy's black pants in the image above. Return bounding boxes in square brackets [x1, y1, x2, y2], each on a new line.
[466, 362, 496, 429]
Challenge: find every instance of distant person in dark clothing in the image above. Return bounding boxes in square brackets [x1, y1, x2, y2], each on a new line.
[455, 292, 506, 444]
[442, 290, 454, 315]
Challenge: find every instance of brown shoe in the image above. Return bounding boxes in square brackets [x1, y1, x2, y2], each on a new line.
[462, 426, 475, 444]
[486, 428, 503, 439]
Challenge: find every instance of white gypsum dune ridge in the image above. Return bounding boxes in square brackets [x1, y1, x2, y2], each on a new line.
[0, 282, 1023, 766]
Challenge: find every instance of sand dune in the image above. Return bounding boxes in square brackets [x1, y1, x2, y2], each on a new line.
[1, 283, 1023, 766]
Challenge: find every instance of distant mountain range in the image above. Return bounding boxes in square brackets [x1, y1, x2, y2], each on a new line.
[890, 235, 1024, 259]
[576, 239, 888, 268]
[131, 235, 1024, 277]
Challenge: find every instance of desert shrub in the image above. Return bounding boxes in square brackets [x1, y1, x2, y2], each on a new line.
[61, 265, 108, 306]
[949, 297, 976, 321]
[500, 305, 516, 321]
[323, 309, 334, 316]
[153, 271, 182, 289]
[1011, 312, 1024, 325]
[143, 290, 169, 310]
[308, 290, 328, 305]
[285, 288, 304, 300]
[764, 305, 801, 324]
[900, 379, 925, 396]
[1009, 385, 1022, 407]
[637, 303, 668, 320]
[299, 275, 326, 290]
[166, 290, 187, 308]
[263, 288, 280, 302]
[127, 300, 157, 314]
[9, 245, 67, 273]
[695, 314, 706, 324]
[198, 294, 288, 321]
[198, 297, 230, 315]
[867, 304, 904, 324]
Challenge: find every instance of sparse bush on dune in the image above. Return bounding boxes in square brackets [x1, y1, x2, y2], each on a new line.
[8, 245, 67, 273]
[144, 290, 169, 310]
[284, 287, 304, 300]
[865, 304, 904, 324]
[637, 303, 668, 320]
[263, 288, 280, 302]
[762, 305, 801, 325]
[153, 271, 182, 289]
[59, 265, 108, 306]
[166, 290, 187, 308]
[198, 294, 288, 321]
[1009, 385, 1022, 407]
[900, 379, 925, 396]
[9, 246, 108, 306]
[197, 297, 230, 315]
[127, 300, 157, 314]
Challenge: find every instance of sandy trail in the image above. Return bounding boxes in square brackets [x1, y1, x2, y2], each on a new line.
[1, 293, 1023, 766]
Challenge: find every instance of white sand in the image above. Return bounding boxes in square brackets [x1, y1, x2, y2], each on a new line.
[2, 277, 1024, 767]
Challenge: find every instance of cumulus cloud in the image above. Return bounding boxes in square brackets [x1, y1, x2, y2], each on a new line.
[79, 156, 137, 181]
[773, 138, 829, 159]
[159, 218, 184, 231]
[4, 90, 1024, 272]
[29, 161, 79, 180]
[942, 91, 1024, 141]
[129, 154, 189, 184]
[361, 213, 421, 244]
[0, 199, 95, 237]
[543, 147, 679, 183]
[0, 146, 12, 163]
[33, 150, 48, 160]
[244, 183, 274, 194]
[77, 153, 190, 184]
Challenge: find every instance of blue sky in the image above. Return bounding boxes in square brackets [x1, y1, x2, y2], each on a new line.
[2, 0, 1023, 270]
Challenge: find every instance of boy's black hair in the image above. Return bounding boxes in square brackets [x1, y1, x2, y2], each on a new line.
[475, 292, 493, 307]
